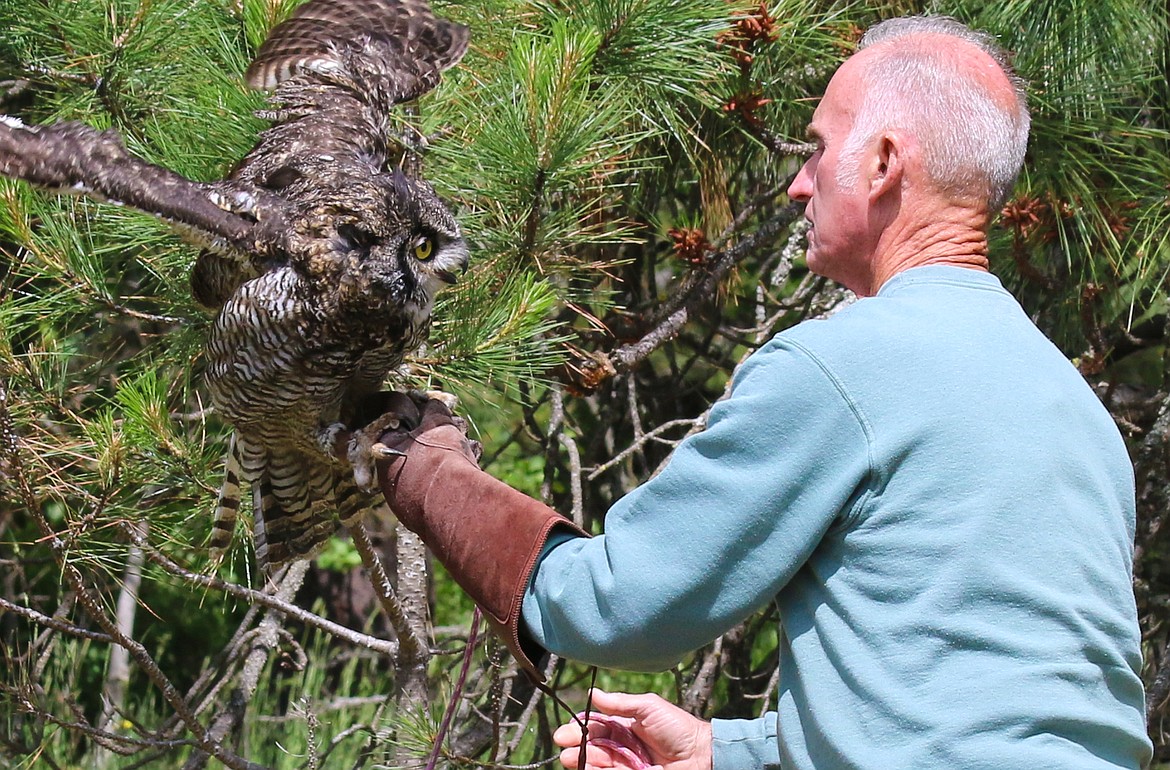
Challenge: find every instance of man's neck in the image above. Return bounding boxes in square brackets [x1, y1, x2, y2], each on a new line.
[867, 201, 990, 294]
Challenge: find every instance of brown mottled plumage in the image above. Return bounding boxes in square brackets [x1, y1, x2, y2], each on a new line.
[198, 0, 470, 567]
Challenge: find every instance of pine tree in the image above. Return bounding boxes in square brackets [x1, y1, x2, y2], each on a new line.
[1, 0, 1168, 767]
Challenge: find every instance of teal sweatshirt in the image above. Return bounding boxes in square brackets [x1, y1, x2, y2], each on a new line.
[521, 266, 1151, 769]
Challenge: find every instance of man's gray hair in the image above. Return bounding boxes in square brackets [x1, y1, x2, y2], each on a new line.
[835, 16, 1030, 209]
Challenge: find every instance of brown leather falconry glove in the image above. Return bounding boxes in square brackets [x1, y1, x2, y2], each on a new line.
[377, 398, 587, 680]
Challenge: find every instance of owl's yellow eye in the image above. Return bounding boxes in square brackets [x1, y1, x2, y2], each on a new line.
[413, 236, 434, 261]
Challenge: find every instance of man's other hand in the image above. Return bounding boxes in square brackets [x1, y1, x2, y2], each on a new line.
[554, 690, 713, 770]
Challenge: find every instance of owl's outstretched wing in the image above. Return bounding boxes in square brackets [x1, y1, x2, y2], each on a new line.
[245, 0, 469, 95]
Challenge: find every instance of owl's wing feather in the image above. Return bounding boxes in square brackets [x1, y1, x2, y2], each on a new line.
[0, 118, 289, 258]
[245, 0, 469, 97]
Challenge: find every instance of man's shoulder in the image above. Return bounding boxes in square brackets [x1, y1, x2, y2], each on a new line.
[776, 268, 1024, 358]
[770, 294, 906, 360]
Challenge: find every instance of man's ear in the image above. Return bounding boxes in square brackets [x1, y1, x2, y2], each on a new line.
[868, 132, 904, 200]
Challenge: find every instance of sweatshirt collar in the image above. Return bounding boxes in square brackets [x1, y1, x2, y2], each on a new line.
[877, 265, 1006, 297]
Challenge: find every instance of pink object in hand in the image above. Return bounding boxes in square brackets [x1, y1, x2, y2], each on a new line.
[576, 711, 654, 769]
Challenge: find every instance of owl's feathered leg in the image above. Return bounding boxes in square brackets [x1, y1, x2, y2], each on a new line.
[236, 437, 338, 569]
[346, 414, 408, 491]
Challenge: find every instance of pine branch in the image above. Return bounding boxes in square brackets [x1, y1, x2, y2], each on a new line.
[559, 203, 804, 393]
[8, 453, 266, 770]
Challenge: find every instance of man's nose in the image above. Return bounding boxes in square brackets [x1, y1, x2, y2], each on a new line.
[787, 157, 814, 203]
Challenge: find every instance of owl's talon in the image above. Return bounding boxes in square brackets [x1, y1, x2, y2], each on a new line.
[371, 442, 405, 459]
[318, 422, 348, 458]
[346, 408, 415, 491]
[208, 185, 258, 217]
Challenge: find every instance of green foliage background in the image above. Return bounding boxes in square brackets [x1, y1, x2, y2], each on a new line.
[1, 0, 1169, 767]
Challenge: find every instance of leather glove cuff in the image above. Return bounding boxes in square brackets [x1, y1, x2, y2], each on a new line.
[380, 446, 586, 680]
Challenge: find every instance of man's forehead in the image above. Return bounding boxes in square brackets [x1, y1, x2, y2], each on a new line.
[804, 57, 862, 138]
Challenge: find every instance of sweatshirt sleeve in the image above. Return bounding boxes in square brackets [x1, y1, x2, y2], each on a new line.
[711, 714, 782, 770]
[521, 336, 874, 671]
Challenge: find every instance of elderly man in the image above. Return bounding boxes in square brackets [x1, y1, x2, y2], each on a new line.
[378, 16, 1152, 770]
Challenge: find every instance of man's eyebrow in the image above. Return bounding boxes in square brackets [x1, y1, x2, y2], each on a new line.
[805, 125, 823, 142]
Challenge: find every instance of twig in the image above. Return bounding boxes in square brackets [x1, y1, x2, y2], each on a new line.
[426, 609, 481, 770]
[504, 655, 559, 756]
[116, 522, 398, 655]
[0, 596, 113, 643]
[681, 636, 724, 716]
[586, 418, 701, 482]
[545, 388, 585, 526]
[173, 602, 264, 731]
[5, 699, 193, 753]
[711, 173, 800, 250]
[542, 389, 566, 505]
[757, 666, 780, 717]
[31, 595, 76, 683]
[749, 128, 816, 158]
[625, 375, 646, 470]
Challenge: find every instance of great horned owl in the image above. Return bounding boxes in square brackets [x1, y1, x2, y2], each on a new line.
[198, 0, 471, 567]
[0, 0, 471, 567]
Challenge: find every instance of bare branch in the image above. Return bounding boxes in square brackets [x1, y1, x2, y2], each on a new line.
[0, 596, 113, 643]
[350, 519, 429, 664]
[561, 204, 805, 395]
[586, 419, 701, 482]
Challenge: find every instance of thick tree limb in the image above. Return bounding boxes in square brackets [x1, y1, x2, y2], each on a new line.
[350, 520, 428, 665]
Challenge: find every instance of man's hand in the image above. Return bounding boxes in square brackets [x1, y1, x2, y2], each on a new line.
[554, 690, 713, 770]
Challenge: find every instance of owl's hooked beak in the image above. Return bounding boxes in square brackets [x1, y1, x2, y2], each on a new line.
[435, 247, 470, 285]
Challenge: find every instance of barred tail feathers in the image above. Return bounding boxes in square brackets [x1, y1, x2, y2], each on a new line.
[335, 472, 392, 528]
[218, 436, 389, 569]
[208, 433, 244, 558]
